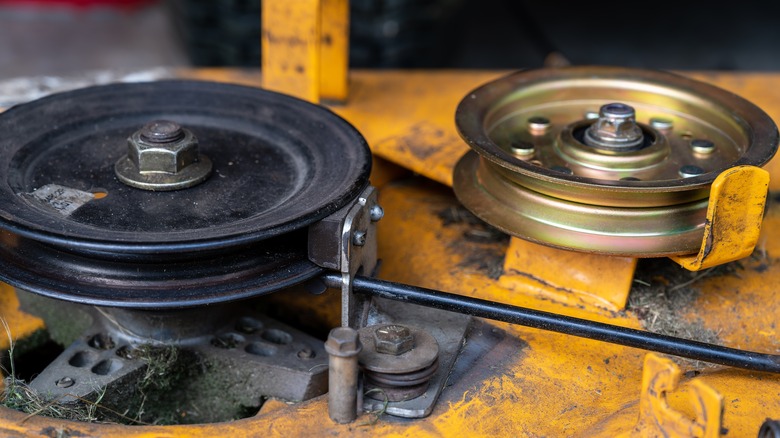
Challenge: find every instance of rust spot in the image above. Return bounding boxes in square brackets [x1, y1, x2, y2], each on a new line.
[377, 122, 461, 161]
[437, 206, 508, 279]
[322, 33, 332, 45]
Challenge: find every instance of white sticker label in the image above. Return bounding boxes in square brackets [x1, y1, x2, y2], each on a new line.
[25, 184, 95, 216]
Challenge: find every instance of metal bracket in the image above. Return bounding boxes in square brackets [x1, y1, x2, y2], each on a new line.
[670, 165, 770, 271]
[308, 186, 380, 328]
[261, 0, 350, 103]
[634, 353, 723, 438]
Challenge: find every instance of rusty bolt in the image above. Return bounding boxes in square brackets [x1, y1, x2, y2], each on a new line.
[324, 327, 362, 357]
[373, 324, 415, 355]
[128, 120, 199, 174]
[324, 327, 362, 424]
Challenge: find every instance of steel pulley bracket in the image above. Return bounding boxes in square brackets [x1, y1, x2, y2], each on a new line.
[308, 186, 380, 327]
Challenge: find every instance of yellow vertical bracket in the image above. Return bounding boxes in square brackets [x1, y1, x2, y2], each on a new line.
[261, 0, 350, 103]
[499, 238, 637, 311]
[632, 353, 723, 438]
[670, 165, 770, 271]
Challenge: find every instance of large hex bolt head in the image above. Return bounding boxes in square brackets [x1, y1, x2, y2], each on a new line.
[373, 324, 415, 355]
[128, 120, 199, 174]
[324, 327, 362, 357]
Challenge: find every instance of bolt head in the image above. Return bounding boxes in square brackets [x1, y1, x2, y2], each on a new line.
[679, 165, 705, 178]
[128, 121, 199, 174]
[352, 230, 367, 246]
[369, 205, 384, 222]
[373, 324, 415, 355]
[583, 102, 644, 151]
[56, 377, 75, 388]
[325, 327, 362, 357]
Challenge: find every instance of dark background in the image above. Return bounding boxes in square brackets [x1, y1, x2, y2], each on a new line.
[1, 0, 779, 80]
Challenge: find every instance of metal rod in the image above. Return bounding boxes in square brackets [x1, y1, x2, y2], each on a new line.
[322, 274, 780, 374]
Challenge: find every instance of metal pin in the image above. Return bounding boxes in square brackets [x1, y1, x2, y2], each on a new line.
[527, 116, 551, 135]
[324, 327, 362, 424]
[690, 139, 715, 154]
[679, 165, 705, 178]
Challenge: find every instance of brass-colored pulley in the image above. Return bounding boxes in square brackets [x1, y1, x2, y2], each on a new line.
[453, 66, 779, 256]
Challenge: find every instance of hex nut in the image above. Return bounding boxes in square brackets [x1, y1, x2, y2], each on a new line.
[128, 127, 199, 174]
[325, 327, 362, 357]
[373, 324, 415, 355]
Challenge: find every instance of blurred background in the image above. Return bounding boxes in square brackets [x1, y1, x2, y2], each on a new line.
[1, 0, 780, 80]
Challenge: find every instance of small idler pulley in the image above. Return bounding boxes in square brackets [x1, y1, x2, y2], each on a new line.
[453, 66, 779, 256]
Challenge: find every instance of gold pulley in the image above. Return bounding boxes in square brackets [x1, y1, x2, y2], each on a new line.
[453, 66, 778, 257]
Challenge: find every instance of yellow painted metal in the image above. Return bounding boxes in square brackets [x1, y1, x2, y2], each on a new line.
[260, 0, 349, 103]
[671, 166, 770, 271]
[319, 0, 350, 102]
[632, 354, 723, 438]
[1, 69, 779, 436]
[0, 283, 45, 351]
[261, 0, 321, 102]
[499, 237, 638, 311]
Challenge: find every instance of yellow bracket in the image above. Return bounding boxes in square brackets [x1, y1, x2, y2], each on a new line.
[633, 353, 723, 438]
[499, 238, 637, 311]
[261, 0, 350, 103]
[670, 165, 770, 271]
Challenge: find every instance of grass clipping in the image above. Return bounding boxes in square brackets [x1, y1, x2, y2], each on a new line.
[0, 319, 116, 423]
[0, 321, 181, 425]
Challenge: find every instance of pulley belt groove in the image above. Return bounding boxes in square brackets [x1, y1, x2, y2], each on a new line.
[322, 274, 780, 374]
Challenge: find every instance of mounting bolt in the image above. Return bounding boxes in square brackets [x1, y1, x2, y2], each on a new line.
[56, 377, 75, 388]
[352, 230, 367, 246]
[297, 347, 315, 359]
[510, 141, 535, 157]
[373, 324, 415, 355]
[584, 103, 644, 151]
[140, 119, 185, 143]
[690, 139, 715, 154]
[324, 327, 362, 424]
[650, 117, 674, 131]
[369, 205, 384, 222]
[114, 119, 213, 191]
[527, 116, 551, 135]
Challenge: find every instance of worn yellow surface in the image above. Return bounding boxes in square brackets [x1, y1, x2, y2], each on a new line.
[671, 166, 771, 271]
[500, 238, 638, 311]
[260, 0, 349, 103]
[0, 69, 778, 436]
[318, 0, 349, 101]
[0, 283, 44, 351]
[261, 0, 321, 102]
[631, 354, 722, 438]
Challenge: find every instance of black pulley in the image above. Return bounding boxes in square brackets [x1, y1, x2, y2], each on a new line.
[0, 80, 372, 308]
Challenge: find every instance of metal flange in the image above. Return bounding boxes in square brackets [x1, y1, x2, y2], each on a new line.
[453, 66, 779, 256]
